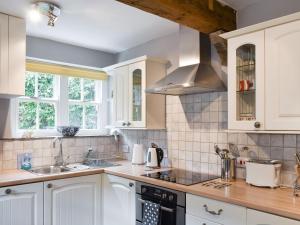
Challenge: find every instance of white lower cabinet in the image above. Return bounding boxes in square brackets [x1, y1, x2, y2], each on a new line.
[102, 174, 135, 225]
[44, 174, 102, 225]
[247, 209, 300, 225]
[186, 194, 246, 225]
[186, 214, 221, 225]
[0, 182, 43, 225]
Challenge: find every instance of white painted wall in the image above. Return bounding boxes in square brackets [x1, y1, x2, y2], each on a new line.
[237, 0, 300, 28]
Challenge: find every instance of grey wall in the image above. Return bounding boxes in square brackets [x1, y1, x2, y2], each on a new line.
[27, 36, 117, 68]
[117, 32, 179, 73]
[237, 0, 300, 28]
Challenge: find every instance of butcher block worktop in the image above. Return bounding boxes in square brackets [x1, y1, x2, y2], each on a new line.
[0, 160, 299, 221]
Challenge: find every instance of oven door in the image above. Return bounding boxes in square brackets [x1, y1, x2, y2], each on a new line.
[136, 193, 185, 225]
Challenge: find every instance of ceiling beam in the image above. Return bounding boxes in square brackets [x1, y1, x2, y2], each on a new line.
[116, 0, 236, 33]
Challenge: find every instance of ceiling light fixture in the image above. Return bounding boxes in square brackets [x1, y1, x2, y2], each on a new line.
[29, 1, 61, 27]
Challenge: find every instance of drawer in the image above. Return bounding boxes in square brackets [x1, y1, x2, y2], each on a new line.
[186, 214, 221, 225]
[186, 194, 246, 225]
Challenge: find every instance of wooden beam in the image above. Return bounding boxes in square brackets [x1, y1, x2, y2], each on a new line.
[116, 0, 236, 33]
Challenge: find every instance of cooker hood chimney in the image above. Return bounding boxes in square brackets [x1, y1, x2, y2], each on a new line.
[145, 26, 226, 95]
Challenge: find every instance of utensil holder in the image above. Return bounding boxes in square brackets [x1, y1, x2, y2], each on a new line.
[293, 165, 300, 197]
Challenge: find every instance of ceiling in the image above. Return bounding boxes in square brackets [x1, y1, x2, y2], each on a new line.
[0, 0, 179, 53]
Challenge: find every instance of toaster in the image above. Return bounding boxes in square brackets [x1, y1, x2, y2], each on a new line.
[246, 160, 282, 188]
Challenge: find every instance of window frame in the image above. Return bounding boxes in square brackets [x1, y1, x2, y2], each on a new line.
[12, 58, 109, 138]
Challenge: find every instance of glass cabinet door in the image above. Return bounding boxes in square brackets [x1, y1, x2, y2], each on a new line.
[236, 44, 256, 121]
[128, 61, 146, 127]
[228, 30, 264, 130]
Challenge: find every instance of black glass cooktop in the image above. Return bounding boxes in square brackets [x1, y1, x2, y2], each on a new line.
[142, 169, 219, 186]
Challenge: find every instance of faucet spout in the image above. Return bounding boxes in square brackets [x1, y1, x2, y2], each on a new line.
[53, 137, 64, 166]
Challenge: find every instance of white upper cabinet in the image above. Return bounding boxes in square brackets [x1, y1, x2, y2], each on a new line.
[247, 209, 300, 225]
[44, 175, 102, 225]
[0, 182, 43, 225]
[102, 174, 135, 225]
[227, 31, 265, 130]
[223, 13, 300, 131]
[108, 56, 166, 129]
[0, 14, 25, 97]
[265, 20, 300, 130]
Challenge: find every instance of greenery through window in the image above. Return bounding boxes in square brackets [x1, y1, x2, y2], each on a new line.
[68, 77, 98, 129]
[17, 70, 102, 133]
[18, 71, 56, 130]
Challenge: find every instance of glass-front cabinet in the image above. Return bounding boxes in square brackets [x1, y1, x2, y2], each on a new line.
[109, 56, 166, 129]
[228, 30, 265, 130]
[128, 61, 146, 127]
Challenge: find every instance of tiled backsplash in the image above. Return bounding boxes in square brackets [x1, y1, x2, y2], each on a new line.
[0, 136, 118, 170]
[119, 92, 298, 186]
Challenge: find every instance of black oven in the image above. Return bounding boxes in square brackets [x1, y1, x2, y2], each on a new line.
[136, 182, 185, 225]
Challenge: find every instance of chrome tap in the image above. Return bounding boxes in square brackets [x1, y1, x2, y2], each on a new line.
[53, 137, 64, 166]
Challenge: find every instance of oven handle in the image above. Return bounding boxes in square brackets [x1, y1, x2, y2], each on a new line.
[137, 198, 175, 213]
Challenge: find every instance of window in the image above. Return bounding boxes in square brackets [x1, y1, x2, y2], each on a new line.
[17, 71, 58, 130]
[15, 62, 106, 136]
[68, 77, 101, 129]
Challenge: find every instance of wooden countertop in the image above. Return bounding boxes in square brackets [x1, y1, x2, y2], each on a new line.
[0, 161, 299, 221]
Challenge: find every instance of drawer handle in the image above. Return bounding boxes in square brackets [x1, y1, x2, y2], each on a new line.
[203, 204, 223, 216]
[5, 189, 12, 195]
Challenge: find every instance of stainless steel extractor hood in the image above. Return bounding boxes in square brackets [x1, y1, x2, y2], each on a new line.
[146, 26, 227, 95]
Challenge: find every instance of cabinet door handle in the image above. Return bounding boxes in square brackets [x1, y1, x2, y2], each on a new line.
[129, 182, 134, 187]
[254, 122, 261, 128]
[127, 122, 131, 126]
[203, 204, 223, 216]
[47, 183, 53, 189]
[5, 189, 12, 195]
[122, 122, 126, 126]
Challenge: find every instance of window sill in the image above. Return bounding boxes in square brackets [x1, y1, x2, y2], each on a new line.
[0, 134, 115, 141]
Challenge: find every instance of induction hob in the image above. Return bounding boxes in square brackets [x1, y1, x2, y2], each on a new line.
[142, 169, 219, 186]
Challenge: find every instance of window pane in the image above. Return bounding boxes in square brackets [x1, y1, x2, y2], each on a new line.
[39, 103, 55, 129]
[85, 105, 97, 129]
[69, 104, 83, 127]
[83, 79, 95, 101]
[68, 77, 81, 100]
[25, 72, 36, 97]
[38, 74, 54, 98]
[18, 102, 37, 129]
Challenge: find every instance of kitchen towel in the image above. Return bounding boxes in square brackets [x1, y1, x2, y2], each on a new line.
[142, 200, 161, 225]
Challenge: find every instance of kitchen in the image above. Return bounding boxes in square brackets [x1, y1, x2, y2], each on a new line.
[0, 0, 300, 225]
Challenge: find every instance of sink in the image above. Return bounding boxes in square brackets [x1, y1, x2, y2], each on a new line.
[29, 166, 72, 175]
[83, 159, 120, 168]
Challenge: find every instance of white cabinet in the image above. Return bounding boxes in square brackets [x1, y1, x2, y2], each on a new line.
[223, 14, 300, 131]
[186, 194, 246, 225]
[247, 209, 300, 225]
[0, 182, 43, 225]
[44, 175, 102, 225]
[227, 31, 265, 131]
[265, 20, 300, 130]
[102, 174, 135, 225]
[108, 56, 166, 129]
[0, 14, 25, 97]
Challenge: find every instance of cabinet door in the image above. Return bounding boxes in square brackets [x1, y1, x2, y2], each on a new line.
[0, 182, 43, 225]
[128, 61, 146, 128]
[0, 14, 8, 94]
[228, 30, 265, 130]
[247, 209, 300, 225]
[8, 16, 25, 96]
[102, 174, 135, 225]
[112, 66, 129, 127]
[186, 214, 222, 225]
[44, 175, 101, 225]
[265, 20, 300, 130]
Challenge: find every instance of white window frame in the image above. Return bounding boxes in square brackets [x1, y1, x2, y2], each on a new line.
[12, 58, 109, 138]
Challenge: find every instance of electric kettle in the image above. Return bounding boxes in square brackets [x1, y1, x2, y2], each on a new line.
[146, 143, 164, 168]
